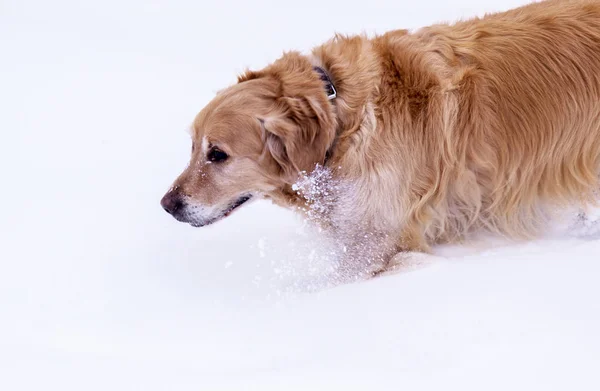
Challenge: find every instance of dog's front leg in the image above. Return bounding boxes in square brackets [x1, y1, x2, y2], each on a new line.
[370, 225, 442, 277]
[372, 251, 444, 277]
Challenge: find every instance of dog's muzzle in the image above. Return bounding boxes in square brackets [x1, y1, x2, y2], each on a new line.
[161, 188, 253, 227]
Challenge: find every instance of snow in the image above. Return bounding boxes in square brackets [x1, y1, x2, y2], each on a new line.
[1, 0, 599, 389]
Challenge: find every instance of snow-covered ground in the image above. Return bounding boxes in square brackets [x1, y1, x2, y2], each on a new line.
[2, 0, 600, 389]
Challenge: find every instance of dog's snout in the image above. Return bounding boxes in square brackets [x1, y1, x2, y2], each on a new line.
[161, 188, 184, 216]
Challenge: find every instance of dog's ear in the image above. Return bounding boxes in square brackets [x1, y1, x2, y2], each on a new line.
[259, 97, 335, 181]
[259, 117, 296, 180]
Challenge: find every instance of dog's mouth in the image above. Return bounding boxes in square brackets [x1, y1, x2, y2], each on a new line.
[223, 194, 253, 217]
[189, 194, 253, 227]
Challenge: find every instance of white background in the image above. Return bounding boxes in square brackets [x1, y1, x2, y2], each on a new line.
[2, 0, 599, 389]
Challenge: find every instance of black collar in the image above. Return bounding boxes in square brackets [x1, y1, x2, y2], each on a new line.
[313, 66, 337, 100]
[313, 66, 337, 165]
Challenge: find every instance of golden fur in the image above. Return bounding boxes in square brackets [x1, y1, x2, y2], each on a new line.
[163, 0, 600, 273]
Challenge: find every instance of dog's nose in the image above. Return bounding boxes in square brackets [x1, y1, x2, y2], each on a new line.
[161, 189, 183, 216]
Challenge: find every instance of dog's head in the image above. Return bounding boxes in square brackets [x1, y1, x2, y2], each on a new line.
[161, 53, 337, 227]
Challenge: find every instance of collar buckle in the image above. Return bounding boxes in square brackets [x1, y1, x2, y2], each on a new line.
[313, 66, 337, 100]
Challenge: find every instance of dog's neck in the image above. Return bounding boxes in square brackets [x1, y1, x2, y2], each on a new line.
[310, 41, 381, 169]
[311, 66, 337, 166]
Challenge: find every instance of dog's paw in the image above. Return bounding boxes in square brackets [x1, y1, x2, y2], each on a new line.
[373, 251, 443, 277]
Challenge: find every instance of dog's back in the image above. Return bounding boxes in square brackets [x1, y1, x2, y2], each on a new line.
[384, 0, 600, 244]
[443, 0, 600, 237]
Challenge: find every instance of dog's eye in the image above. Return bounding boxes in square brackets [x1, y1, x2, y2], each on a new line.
[207, 147, 228, 163]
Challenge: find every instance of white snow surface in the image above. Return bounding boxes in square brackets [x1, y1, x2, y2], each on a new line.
[2, 0, 600, 389]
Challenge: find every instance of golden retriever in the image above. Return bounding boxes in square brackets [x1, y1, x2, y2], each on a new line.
[161, 0, 600, 277]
